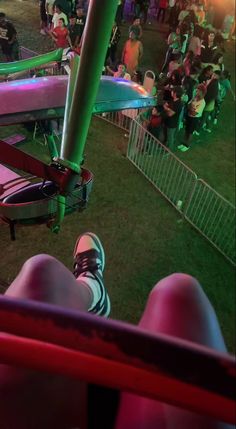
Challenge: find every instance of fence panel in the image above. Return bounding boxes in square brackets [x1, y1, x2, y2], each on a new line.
[184, 179, 236, 264]
[20, 47, 38, 60]
[127, 119, 197, 212]
[98, 111, 131, 132]
[126, 119, 235, 265]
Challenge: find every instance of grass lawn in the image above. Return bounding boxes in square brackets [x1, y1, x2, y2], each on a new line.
[0, 1, 235, 353]
[0, 119, 235, 353]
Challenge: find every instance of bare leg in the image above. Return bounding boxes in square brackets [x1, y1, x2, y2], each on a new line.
[115, 273, 232, 429]
[0, 232, 109, 429]
[6, 254, 92, 311]
[0, 254, 92, 429]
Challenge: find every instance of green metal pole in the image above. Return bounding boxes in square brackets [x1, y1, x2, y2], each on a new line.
[0, 49, 63, 75]
[60, 0, 118, 172]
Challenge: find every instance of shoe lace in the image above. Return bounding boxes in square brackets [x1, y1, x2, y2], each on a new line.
[73, 249, 100, 277]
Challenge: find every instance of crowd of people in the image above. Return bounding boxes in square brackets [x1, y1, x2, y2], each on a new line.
[0, 0, 235, 152]
[36, 0, 235, 153]
[141, 23, 235, 152]
[115, 0, 235, 152]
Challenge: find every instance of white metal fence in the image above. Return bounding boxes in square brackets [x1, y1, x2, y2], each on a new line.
[99, 111, 132, 131]
[184, 180, 236, 265]
[100, 113, 236, 265]
[127, 119, 198, 212]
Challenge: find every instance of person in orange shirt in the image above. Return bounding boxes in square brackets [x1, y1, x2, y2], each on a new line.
[195, 4, 206, 26]
[121, 28, 143, 77]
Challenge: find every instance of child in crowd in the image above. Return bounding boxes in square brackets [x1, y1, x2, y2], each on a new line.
[106, 63, 131, 80]
[142, 106, 163, 140]
[168, 52, 182, 76]
[50, 17, 71, 48]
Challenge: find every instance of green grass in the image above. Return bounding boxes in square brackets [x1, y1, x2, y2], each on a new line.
[0, 119, 235, 353]
[0, 1, 235, 353]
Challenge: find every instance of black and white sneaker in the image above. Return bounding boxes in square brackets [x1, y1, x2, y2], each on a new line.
[73, 232, 111, 317]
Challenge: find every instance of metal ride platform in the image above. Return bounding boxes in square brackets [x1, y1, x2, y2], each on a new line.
[0, 168, 93, 240]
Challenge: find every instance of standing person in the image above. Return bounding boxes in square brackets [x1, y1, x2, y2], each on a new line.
[178, 2, 189, 24]
[163, 86, 183, 151]
[179, 22, 190, 56]
[202, 72, 219, 132]
[122, 28, 143, 77]
[0, 12, 19, 62]
[52, 5, 68, 29]
[160, 26, 181, 73]
[221, 10, 235, 41]
[146, 106, 163, 140]
[76, 7, 86, 41]
[116, 0, 125, 25]
[195, 4, 206, 26]
[140, 0, 150, 24]
[167, 0, 177, 29]
[167, 52, 182, 76]
[157, 0, 168, 23]
[188, 26, 203, 56]
[39, 0, 48, 35]
[213, 70, 235, 125]
[182, 50, 194, 76]
[107, 22, 121, 64]
[182, 66, 199, 101]
[205, 2, 215, 27]
[212, 52, 225, 72]
[168, 0, 181, 30]
[178, 84, 206, 151]
[45, 0, 55, 29]
[68, 14, 80, 49]
[129, 16, 143, 39]
[200, 30, 218, 64]
[134, 0, 142, 17]
[50, 18, 71, 48]
[54, 0, 72, 16]
[198, 64, 214, 83]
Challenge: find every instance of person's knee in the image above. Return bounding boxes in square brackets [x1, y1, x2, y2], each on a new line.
[22, 254, 60, 275]
[150, 273, 201, 301]
[9, 254, 62, 300]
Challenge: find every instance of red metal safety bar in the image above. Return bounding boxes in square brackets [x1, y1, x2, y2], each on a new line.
[0, 296, 235, 425]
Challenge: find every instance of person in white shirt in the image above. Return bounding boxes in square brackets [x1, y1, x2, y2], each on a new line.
[178, 84, 207, 151]
[188, 26, 203, 56]
[178, 8, 189, 24]
[52, 5, 68, 29]
[45, 0, 55, 27]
